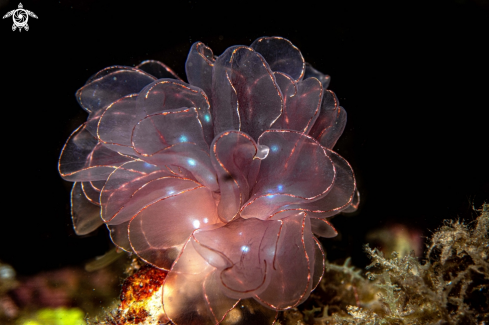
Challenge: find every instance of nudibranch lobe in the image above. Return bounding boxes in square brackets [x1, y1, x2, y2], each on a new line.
[59, 36, 358, 324]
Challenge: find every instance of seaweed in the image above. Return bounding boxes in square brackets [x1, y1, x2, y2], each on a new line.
[308, 203, 488, 325]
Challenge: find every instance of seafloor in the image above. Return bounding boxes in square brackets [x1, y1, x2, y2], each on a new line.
[1, 204, 487, 325]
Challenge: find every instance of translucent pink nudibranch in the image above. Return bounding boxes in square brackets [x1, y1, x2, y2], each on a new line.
[59, 36, 359, 324]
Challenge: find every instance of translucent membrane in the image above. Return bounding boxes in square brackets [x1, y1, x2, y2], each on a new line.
[71, 182, 103, 235]
[59, 36, 358, 325]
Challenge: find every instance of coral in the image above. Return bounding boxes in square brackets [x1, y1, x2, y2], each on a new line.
[89, 264, 168, 325]
[120, 265, 167, 310]
[89, 263, 281, 325]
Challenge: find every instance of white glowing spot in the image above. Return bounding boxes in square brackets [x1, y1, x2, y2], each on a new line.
[241, 245, 250, 253]
[168, 190, 175, 195]
[187, 159, 196, 166]
[193, 220, 201, 229]
[239, 232, 242, 236]
[255, 144, 270, 160]
[203, 218, 209, 224]
[179, 135, 188, 142]
[0, 265, 14, 279]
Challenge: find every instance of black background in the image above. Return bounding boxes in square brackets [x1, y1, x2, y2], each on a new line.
[1, 0, 488, 275]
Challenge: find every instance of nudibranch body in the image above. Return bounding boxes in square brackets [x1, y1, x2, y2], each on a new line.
[59, 36, 358, 324]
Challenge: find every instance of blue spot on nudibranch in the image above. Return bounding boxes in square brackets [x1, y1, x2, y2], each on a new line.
[277, 184, 283, 191]
[204, 114, 211, 123]
[179, 135, 188, 142]
[187, 158, 196, 166]
[241, 245, 250, 253]
[271, 145, 279, 152]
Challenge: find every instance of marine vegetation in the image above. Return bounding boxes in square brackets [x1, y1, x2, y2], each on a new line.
[302, 203, 488, 325]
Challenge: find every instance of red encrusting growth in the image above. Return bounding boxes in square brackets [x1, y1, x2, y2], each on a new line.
[120, 265, 167, 309]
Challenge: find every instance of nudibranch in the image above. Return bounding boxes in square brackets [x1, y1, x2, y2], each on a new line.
[59, 36, 359, 324]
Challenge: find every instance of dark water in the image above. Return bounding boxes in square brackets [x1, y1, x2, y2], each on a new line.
[1, 0, 488, 280]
